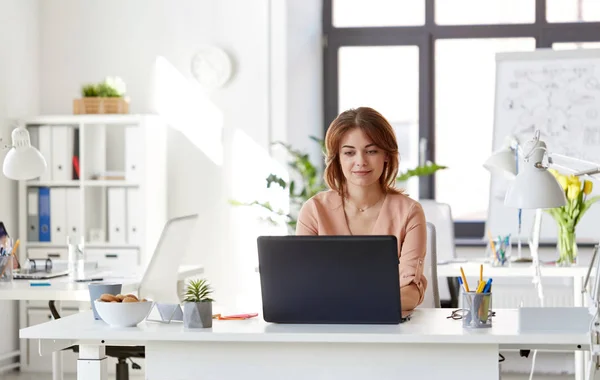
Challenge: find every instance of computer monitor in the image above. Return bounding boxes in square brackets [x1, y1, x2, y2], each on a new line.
[257, 235, 408, 324]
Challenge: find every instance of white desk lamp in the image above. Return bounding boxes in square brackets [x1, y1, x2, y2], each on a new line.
[0, 123, 47, 180]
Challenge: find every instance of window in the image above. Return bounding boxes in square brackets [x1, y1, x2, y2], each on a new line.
[323, 0, 600, 240]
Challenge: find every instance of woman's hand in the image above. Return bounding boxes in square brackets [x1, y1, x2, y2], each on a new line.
[400, 283, 420, 311]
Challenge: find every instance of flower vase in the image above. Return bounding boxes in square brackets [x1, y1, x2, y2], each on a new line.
[557, 225, 577, 266]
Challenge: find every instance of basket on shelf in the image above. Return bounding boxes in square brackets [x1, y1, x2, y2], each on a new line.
[73, 97, 129, 115]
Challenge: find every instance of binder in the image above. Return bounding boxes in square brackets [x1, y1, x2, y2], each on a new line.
[27, 188, 39, 242]
[66, 188, 81, 241]
[125, 126, 141, 182]
[126, 188, 141, 245]
[50, 188, 67, 244]
[108, 188, 127, 244]
[38, 187, 51, 242]
[38, 127, 53, 181]
[51, 126, 74, 181]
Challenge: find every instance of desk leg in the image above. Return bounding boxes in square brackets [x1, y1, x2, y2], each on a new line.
[50, 301, 63, 380]
[575, 276, 588, 380]
[77, 345, 107, 380]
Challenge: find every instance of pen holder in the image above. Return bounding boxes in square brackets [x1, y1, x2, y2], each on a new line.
[0, 256, 13, 282]
[462, 291, 492, 329]
[486, 236, 511, 267]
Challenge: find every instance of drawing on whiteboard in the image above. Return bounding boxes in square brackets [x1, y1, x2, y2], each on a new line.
[500, 63, 600, 162]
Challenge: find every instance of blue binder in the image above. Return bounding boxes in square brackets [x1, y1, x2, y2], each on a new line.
[38, 187, 51, 242]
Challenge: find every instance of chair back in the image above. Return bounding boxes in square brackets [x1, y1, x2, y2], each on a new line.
[420, 222, 441, 308]
[419, 200, 456, 301]
[138, 214, 199, 303]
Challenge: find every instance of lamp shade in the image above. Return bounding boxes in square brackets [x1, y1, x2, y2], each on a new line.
[504, 165, 566, 209]
[2, 126, 47, 180]
[483, 147, 517, 179]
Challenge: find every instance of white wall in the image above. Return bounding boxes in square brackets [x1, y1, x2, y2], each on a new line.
[0, 0, 40, 367]
[37, 0, 323, 312]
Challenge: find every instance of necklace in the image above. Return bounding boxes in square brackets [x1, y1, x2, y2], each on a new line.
[344, 194, 386, 212]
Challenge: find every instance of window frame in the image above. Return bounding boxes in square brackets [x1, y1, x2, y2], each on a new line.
[323, 0, 600, 241]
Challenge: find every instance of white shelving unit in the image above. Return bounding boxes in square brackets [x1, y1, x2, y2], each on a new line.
[16, 114, 168, 374]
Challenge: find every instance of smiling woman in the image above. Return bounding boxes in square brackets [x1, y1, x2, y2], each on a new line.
[296, 107, 427, 311]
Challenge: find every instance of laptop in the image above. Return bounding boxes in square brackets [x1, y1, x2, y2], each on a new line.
[257, 235, 410, 324]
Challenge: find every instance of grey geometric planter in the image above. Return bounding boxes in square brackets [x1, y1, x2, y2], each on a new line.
[183, 301, 213, 328]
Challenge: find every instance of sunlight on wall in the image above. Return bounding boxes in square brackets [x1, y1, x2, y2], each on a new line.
[230, 128, 289, 311]
[153, 56, 224, 166]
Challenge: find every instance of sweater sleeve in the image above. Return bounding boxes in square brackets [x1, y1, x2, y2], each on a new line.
[399, 202, 428, 306]
[296, 199, 318, 235]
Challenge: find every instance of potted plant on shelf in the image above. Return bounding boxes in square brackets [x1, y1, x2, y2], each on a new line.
[73, 76, 129, 114]
[182, 278, 214, 328]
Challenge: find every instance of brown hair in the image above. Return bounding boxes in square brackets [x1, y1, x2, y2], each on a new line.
[323, 107, 403, 196]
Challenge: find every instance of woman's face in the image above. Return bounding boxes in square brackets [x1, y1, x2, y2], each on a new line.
[339, 128, 387, 189]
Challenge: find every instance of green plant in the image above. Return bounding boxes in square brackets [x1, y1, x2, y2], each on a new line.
[230, 136, 447, 231]
[182, 279, 214, 303]
[81, 76, 127, 98]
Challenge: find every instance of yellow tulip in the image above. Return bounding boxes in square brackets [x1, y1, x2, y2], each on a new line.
[557, 175, 568, 190]
[584, 180, 593, 195]
[567, 183, 580, 200]
[568, 174, 581, 187]
[548, 168, 559, 177]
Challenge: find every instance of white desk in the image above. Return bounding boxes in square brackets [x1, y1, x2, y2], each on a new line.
[20, 308, 591, 380]
[438, 260, 591, 380]
[4, 265, 203, 380]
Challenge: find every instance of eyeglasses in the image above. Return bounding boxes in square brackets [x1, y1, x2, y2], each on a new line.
[446, 308, 496, 320]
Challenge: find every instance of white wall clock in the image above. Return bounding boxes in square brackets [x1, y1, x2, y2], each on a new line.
[191, 46, 234, 89]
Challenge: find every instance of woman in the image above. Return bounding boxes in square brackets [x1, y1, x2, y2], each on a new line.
[296, 107, 427, 311]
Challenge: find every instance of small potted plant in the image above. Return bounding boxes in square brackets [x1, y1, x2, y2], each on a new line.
[73, 76, 130, 114]
[182, 278, 214, 328]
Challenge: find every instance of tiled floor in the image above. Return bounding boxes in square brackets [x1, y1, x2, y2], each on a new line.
[0, 372, 573, 380]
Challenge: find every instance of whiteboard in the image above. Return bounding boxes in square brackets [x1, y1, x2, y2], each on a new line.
[487, 48, 600, 244]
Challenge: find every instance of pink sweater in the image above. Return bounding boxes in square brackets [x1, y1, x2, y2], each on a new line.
[296, 190, 428, 305]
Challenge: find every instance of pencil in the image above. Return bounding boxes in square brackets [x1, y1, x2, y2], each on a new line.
[10, 239, 20, 256]
[487, 229, 497, 259]
[460, 266, 470, 292]
[480, 264, 483, 283]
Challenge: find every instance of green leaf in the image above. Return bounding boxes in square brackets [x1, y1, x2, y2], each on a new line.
[396, 163, 447, 182]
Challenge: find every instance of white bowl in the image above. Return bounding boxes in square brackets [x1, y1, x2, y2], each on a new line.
[94, 299, 153, 327]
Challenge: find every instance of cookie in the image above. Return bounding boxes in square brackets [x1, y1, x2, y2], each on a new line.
[122, 296, 138, 303]
[115, 294, 125, 301]
[100, 293, 118, 302]
[125, 294, 139, 301]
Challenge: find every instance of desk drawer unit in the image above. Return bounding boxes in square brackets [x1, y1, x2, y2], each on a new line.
[85, 248, 139, 270]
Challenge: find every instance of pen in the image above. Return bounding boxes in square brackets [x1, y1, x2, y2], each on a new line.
[458, 276, 465, 292]
[459, 266, 470, 292]
[29, 282, 51, 287]
[483, 278, 493, 293]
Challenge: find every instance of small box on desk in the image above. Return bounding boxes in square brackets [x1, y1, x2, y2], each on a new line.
[518, 307, 592, 333]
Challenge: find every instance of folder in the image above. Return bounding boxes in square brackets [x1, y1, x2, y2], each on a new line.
[126, 188, 141, 245]
[66, 188, 81, 241]
[51, 126, 74, 181]
[50, 188, 67, 244]
[108, 188, 127, 244]
[38, 187, 51, 242]
[125, 126, 141, 182]
[38, 127, 53, 181]
[27, 188, 39, 242]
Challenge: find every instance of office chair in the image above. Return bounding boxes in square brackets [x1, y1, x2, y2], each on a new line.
[421, 222, 441, 308]
[420, 200, 460, 308]
[49, 300, 144, 380]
